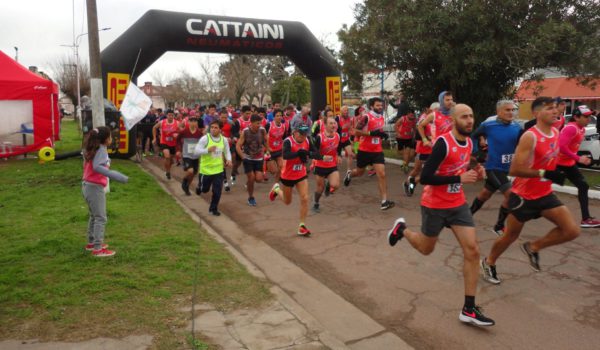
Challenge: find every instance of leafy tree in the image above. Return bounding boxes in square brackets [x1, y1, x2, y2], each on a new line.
[338, 0, 600, 118]
[271, 75, 311, 106]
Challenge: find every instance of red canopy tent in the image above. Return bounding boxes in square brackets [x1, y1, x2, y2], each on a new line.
[0, 50, 60, 157]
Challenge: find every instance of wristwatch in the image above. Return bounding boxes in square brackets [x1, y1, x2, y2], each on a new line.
[538, 169, 545, 178]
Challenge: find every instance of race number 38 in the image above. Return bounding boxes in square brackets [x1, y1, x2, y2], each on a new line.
[502, 154, 514, 164]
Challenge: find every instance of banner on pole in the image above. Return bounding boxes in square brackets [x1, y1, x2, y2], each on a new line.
[120, 83, 152, 131]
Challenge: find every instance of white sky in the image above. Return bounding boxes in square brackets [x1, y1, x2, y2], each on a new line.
[0, 0, 358, 85]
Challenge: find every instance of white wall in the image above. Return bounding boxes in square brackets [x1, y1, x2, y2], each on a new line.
[0, 100, 33, 135]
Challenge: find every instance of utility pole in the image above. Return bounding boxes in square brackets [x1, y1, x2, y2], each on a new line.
[14, 47, 18, 62]
[86, 0, 105, 127]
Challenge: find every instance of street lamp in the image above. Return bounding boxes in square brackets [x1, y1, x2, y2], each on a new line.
[61, 27, 110, 130]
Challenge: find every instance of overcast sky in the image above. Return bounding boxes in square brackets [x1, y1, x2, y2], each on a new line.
[0, 0, 358, 85]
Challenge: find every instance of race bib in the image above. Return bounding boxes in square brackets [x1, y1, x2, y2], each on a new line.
[165, 136, 173, 142]
[447, 183, 462, 193]
[187, 143, 198, 154]
[292, 164, 303, 171]
[342, 132, 348, 137]
[273, 141, 280, 146]
[212, 147, 223, 158]
[371, 138, 380, 145]
[501, 154, 514, 164]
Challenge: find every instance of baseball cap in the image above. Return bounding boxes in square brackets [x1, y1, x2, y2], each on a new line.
[295, 124, 310, 135]
[573, 105, 593, 117]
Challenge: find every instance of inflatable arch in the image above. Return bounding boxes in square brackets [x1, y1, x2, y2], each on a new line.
[100, 10, 341, 156]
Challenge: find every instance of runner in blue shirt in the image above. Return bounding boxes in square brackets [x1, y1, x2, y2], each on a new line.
[470, 100, 523, 236]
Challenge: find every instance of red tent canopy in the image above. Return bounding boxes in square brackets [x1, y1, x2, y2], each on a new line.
[0, 50, 59, 157]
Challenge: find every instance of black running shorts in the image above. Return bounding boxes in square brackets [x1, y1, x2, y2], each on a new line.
[418, 153, 430, 161]
[243, 159, 263, 173]
[280, 176, 307, 188]
[182, 157, 199, 173]
[314, 166, 338, 178]
[396, 138, 416, 150]
[159, 144, 176, 154]
[484, 170, 512, 193]
[356, 150, 385, 169]
[420, 203, 475, 237]
[508, 193, 563, 223]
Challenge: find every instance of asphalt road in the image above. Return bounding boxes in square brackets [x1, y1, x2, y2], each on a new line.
[149, 156, 600, 349]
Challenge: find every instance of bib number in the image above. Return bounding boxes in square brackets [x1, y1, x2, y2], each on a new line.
[292, 164, 303, 171]
[447, 183, 462, 193]
[187, 143, 198, 154]
[501, 154, 514, 164]
[165, 136, 173, 142]
[273, 141, 280, 146]
[371, 137, 380, 145]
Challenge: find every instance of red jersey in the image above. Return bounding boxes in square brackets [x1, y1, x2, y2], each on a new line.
[553, 114, 565, 131]
[416, 113, 432, 155]
[338, 115, 352, 143]
[281, 136, 310, 180]
[396, 115, 417, 140]
[284, 112, 295, 123]
[433, 111, 453, 139]
[267, 121, 287, 152]
[313, 132, 340, 168]
[221, 121, 233, 146]
[358, 111, 385, 153]
[557, 122, 585, 167]
[421, 133, 472, 209]
[512, 127, 559, 200]
[239, 117, 252, 131]
[160, 119, 179, 147]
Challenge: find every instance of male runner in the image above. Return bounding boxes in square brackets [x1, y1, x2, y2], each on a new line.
[336, 105, 355, 173]
[194, 120, 232, 216]
[469, 100, 522, 235]
[312, 116, 341, 213]
[152, 109, 178, 179]
[344, 97, 395, 210]
[219, 108, 234, 192]
[480, 96, 580, 285]
[556, 105, 600, 227]
[230, 105, 253, 185]
[176, 117, 204, 195]
[266, 108, 289, 182]
[236, 114, 267, 206]
[268, 125, 312, 236]
[419, 91, 455, 139]
[404, 103, 437, 196]
[387, 104, 494, 327]
[394, 108, 417, 173]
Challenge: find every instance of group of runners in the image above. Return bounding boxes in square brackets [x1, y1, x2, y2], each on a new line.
[148, 91, 599, 327]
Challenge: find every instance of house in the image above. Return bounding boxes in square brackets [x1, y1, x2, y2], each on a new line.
[139, 82, 167, 110]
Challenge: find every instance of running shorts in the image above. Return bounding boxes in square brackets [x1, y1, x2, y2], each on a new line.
[420, 203, 474, 237]
[508, 193, 563, 223]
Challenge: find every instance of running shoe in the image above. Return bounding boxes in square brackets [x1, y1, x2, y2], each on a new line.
[181, 179, 191, 196]
[210, 210, 221, 216]
[224, 182, 231, 192]
[269, 183, 280, 201]
[312, 203, 320, 213]
[492, 226, 505, 236]
[248, 197, 257, 206]
[387, 218, 406, 247]
[581, 217, 600, 228]
[403, 181, 410, 196]
[85, 243, 108, 251]
[297, 224, 311, 237]
[263, 173, 269, 182]
[408, 182, 416, 196]
[324, 180, 331, 197]
[367, 169, 376, 177]
[343, 170, 352, 187]
[195, 186, 202, 196]
[459, 306, 495, 326]
[381, 200, 395, 210]
[520, 242, 540, 272]
[166, 172, 171, 180]
[231, 175, 236, 185]
[92, 248, 116, 257]
[480, 258, 501, 284]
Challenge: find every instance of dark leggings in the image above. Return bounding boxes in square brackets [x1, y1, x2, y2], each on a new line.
[199, 172, 224, 211]
[557, 165, 590, 220]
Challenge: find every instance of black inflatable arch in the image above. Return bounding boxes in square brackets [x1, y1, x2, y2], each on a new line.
[101, 10, 341, 118]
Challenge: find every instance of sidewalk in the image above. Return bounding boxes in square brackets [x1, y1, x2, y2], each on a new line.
[141, 159, 413, 350]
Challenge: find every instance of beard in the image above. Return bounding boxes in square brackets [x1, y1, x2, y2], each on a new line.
[373, 107, 383, 114]
[456, 125, 472, 136]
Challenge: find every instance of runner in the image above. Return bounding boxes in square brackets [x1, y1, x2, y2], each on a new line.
[343, 97, 395, 210]
[394, 108, 417, 173]
[230, 105, 253, 185]
[524, 96, 567, 131]
[469, 100, 522, 235]
[312, 116, 341, 213]
[194, 120, 232, 216]
[176, 117, 204, 195]
[290, 104, 313, 132]
[265, 108, 289, 182]
[219, 108, 234, 192]
[336, 105, 355, 173]
[419, 91, 455, 139]
[236, 114, 268, 206]
[480, 96, 580, 286]
[268, 125, 312, 236]
[387, 104, 494, 327]
[556, 105, 600, 227]
[404, 103, 437, 196]
[152, 109, 178, 179]
[284, 104, 296, 123]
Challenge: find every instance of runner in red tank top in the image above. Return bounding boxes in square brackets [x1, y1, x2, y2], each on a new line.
[337, 105, 355, 174]
[555, 105, 600, 227]
[152, 109, 178, 179]
[268, 124, 313, 236]
[404, 103, 438, 197]
[343, 97, 395, 210]
[394, 109, 417, 173]
[219, 109, 233, 192]
[266, 109, 288, 182]
[311, 116, 342, 213]
[482, 97, 579, 282]
[387, 103, 495, 327]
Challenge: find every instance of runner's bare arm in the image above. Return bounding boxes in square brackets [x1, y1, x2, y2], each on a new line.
[236, 131, 245, 158]
[152, 123, 159, 142]
[509, 132, 540, 178]
[418, 113, 434, 144]
[353, 114, 369, 137]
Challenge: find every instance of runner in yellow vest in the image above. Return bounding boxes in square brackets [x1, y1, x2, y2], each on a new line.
[193, 120, 232, 216]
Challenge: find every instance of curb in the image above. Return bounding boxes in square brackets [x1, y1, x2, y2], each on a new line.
[139, 161, 413, 350]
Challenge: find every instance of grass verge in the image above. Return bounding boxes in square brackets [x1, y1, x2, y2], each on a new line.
[0, 120, 271, 348]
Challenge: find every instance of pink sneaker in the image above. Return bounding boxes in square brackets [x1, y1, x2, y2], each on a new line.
[85, 243, 108, 251]
[581, 217, 600, 228]
[92, 248, 116, 257]
[269, 183, 280, 201]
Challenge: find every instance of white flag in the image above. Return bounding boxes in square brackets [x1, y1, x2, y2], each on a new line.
[120, 83, 152, 131]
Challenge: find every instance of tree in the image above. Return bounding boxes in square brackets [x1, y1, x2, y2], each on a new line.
[338, 0, 600, 118]
[49, 54, 90, 112]
[271, 75, 311, 106]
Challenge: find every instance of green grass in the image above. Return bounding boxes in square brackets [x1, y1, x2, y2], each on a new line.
[0, 120, 271, 348]
[54, 119, 83, 153]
